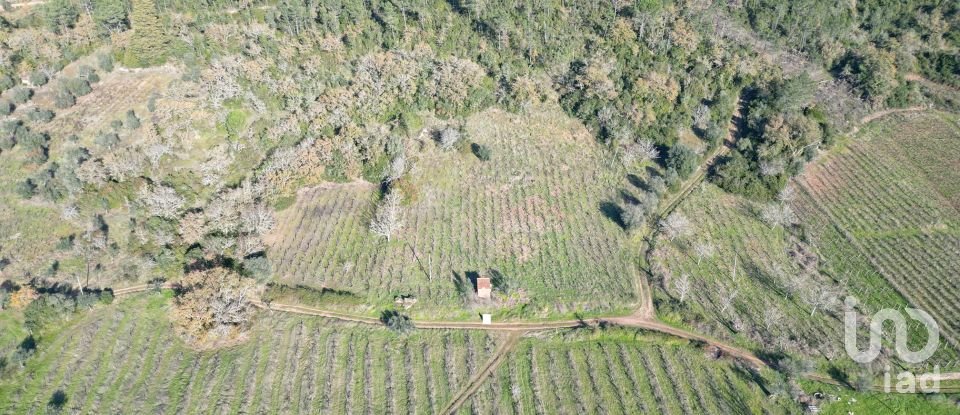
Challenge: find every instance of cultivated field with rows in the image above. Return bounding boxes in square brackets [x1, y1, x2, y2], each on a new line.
[650, 177, 960, 368]
[794, 111, 960, 356]
[467, 329, 796, 414]
[0, 293, 500, 414]
[650, 184, 849, 358]
[267, 106, 641, 318]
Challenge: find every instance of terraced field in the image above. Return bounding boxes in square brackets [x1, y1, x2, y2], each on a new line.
[794, 111, 960, 356]
[267, 106, 640, 318]
[0, 294, 500, 414]
[466, 331, 795, 414]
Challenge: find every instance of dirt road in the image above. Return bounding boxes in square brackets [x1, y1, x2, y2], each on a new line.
[440, 331, 525, 414]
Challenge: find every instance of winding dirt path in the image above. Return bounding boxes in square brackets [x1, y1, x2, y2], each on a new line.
[847, 106, 928, 136]
[7, 0, 46, 9]
[97, 102, 957, 408]
[250, 298, 768, 368]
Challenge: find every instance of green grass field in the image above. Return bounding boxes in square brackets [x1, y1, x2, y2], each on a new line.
[0, 293, 500, 414]
[267, 105, 641, 319]
[794, 111, 960, 360]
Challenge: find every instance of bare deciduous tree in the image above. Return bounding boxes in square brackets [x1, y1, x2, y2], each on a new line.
[199, 146, 232, 187]
[673, 273, 692, 303]
[240, 203, 275, 236]
[621, 138, 659, 165]
[762, 305, 784, 333]
[438, 127, 461, 150]
[759, 159, 785, 176]
[172, 267, 259, 346]
[660, 212, 693, 241]
[102, 149, 144, 182]
[61, 204, 79, 221]
[370, 190, 403, 241]
[693, 241, 715, 265]
[384, 153, 406, 183]
[693, 103, 710, 130]
[718, 285, 739, 314]
[144, 143, 172, 167]
[76, 158, 108, 187]
[760, 203, 797, 228]
[179, 211, 207, 245]
[777, 184, 796, 203]
[139, 184, 185, 219]
[804, 283, 840, 317]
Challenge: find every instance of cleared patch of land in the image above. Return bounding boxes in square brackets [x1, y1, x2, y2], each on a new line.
[267, 105, 640, 318]
[794, 111, 960, 356]
[0, 293, 500, 414]
[35, 65, 179, 140]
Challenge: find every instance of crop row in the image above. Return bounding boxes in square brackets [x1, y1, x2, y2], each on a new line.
[655, 184, 844, 356]
[0, 296, 497, 414]
[799, 144, 954, 237]
[466, 336, 788, 414]
[267, 109, 639, 314]
[793, 112, 960, 358]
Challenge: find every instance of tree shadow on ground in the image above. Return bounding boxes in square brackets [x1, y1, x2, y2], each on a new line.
[48, 390, 67, 413]
[619, 189, 640, 205]
[599, 201, 626, 230]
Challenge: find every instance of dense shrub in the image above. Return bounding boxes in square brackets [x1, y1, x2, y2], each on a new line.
[0, 99, 12, 116]
[23, 290, 112, 332]
[712, 76, 823, 199]
[835, 50, 897, 103]
[78, 65, 100, 83]
[24, 146, 50, 164]
[124, 0, 170, 67]
[27, 108, 56, 123]
[666, 145, 699, 178]
[0, 74, 14, 92]
[18, 130, 50, 151]
[380, 310, 415, 334]
[471, 143, 491, 161]
[0, 134, 14, 151]
[124, 109, 141, 129]
[95, 131, 120, 148]
[54, 87, 76, 109]
[98, 53, 115, 72]
[10, 87, 33, 104]
[918, 51, 960, 88]
[62, 78, 92, 96]
[41, 0, 79, 33]
[29, 71, 49, 87]
[15, 179, 37, 199]
[241, 255, 272, 283]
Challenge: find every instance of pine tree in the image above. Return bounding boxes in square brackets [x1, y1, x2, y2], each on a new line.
[124, 0, 168, 67]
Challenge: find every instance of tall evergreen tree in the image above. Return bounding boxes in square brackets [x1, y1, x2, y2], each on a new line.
[42, 0, 79, 33]
[125, 0, 168, 67]
[93, 0, 129, 34]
